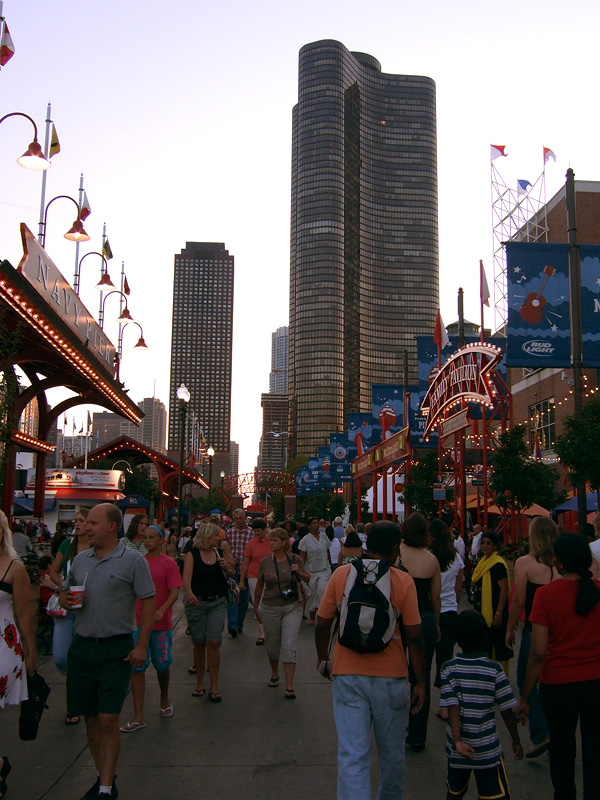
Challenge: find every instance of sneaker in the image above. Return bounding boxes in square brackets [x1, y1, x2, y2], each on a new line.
[228, 628, 238, 638]
[80, 777, 118, 800]
[97, 786, 118, 799]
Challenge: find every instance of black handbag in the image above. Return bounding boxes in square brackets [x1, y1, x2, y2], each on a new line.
[19, 671, 51, 741]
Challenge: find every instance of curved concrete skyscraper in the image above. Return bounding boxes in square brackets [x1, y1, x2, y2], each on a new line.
[289, 40, 439, 456]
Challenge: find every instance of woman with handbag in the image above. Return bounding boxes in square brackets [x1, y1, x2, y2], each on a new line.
[47, 507, 91, 725]
[254, 528, 310, 699]
[183, 522, 234, 702]
[0, 510, 37, 797]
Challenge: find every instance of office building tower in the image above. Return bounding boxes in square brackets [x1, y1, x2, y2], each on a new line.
[136, 398, 167, 452]
[258, 393, 289, 472]
[229, 440, 239, 479]
[269, 326, 289, 393]
[289, 40, 438, 455]
[91, 411, 124, 449]
[168, 243, 234, 457]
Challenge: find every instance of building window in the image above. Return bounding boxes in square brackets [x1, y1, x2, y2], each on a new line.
[528, 398, 555, 453]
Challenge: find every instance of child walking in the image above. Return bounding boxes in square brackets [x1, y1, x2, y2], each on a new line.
[440, 610, 522, 799]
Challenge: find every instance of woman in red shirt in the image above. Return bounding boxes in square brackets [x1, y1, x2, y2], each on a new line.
[517, 533, 600, 799]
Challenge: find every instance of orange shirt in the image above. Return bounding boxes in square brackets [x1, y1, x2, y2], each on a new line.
[318, 563, 421, 678]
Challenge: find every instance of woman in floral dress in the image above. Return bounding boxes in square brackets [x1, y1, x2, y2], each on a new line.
[0, 510, 37, 797]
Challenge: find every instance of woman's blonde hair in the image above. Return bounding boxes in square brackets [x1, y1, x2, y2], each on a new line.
[0, 511, 18, 559]
[345, 524, 355, 536]
[269, 527, 291, 552]
[529, 516, 559, 566]
[193, 521, 222, 549]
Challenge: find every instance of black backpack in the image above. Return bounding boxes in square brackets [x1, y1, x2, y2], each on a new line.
[338, 558, 397, 653]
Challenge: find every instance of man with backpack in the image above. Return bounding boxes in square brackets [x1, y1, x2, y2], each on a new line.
[315, 520, 426, 800]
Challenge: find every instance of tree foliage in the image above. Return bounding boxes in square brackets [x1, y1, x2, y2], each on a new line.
[490, 426, 565, 513]
[284, 453, 310, 476]
[400, 451, 440, 517]
[555, 396, 600, 492]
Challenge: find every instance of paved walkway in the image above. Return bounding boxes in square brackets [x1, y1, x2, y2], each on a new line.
[8, 598, 570, 799]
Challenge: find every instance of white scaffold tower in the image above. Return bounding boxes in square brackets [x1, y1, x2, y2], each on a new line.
[491, 151, 550, 332]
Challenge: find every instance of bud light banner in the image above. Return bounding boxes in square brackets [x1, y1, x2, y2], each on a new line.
[506, 242, 571, 367]
[579, 246, 600, 367]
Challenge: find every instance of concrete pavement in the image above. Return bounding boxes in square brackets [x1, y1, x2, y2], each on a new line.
[8, 597, 569, 799]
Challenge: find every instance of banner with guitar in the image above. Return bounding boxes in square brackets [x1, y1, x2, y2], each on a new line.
[506, 242, 571, 367]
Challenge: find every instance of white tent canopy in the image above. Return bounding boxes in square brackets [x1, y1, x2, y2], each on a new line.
[366, 473, 405, 518]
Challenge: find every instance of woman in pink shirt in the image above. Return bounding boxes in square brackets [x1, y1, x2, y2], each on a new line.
[239, 519, 272, 645]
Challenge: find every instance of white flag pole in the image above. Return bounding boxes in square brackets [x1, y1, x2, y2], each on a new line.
[38, 102, 52, 240]
[73, 173, 84, 292]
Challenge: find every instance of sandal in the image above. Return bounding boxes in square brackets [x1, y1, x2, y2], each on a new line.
[284, 689, 296, 700]
[0, 757, 11, 798]
[120, 721, 145, 733]
[255, 638, 265, 646]
[526, 737, 550, 759]
[191, 688, 206, 697]
[188, 665, 197, 674]
[65, 714, 80, 725]
[268, 677, 279, 688]
[160, 705, 174, 717]
[208, 692, 222, 703]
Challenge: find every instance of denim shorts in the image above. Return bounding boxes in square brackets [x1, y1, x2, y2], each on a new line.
[131, 628, 173, 674]
[185, 597, 227, 644]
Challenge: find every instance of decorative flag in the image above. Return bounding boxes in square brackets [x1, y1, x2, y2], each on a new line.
[490, 144, 507, 161]
[533, 433, 542, 461]
[517, 179, 532, 195]
[102, 239, 113, 260]
[63, 415, 68, 428]
[72, 418, 76, 433]
[79, 424, 84, 434]
[79, 192, 91, 220]
[123, 275, 131, 295]
[480, 260, 490, 307]
[433, 310, 450, 350]
[543, 147, 556, 164]
[49, 124, 60, 157]
[87, 411, 92, 432]
[0, 23, 15, 66]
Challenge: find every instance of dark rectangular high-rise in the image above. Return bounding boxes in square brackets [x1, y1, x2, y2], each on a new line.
[168, 243, 234, 456]
[289, 40, 439, 455]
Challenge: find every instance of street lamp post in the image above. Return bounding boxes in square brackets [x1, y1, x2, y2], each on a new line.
[220, 470, 225, 522]
[207, 446, 215, 512]
[176, 384, 190, 539]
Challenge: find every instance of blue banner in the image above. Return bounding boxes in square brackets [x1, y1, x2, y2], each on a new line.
[579, 246, 600, 367]
[348, 413, 381, 455]
[506, 242, 570, 367]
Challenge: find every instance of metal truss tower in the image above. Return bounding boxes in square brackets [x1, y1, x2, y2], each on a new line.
[492, 163, 548, 332]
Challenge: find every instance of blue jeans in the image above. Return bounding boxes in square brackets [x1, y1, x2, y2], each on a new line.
[52, 610, 76, 674]
[226, 567, 249, 632]
[332, 674, 410, 800]
[517, 624, 548, 744]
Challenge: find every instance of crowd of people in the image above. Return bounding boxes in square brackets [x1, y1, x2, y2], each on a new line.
[1, 504, 600, 799]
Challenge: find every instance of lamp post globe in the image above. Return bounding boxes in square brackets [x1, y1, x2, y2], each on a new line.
[207, 446, 215, 511]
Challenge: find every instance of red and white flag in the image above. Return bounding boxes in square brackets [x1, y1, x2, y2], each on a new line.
[433, 310, 450, 350]
[480, 260, 490, 307]
[123, 275, 131, 295]
[543, 147, 556, 164]
[0, 22, 15, 66]
[490, 144, 507, 161]
[79, 192, 92, 220]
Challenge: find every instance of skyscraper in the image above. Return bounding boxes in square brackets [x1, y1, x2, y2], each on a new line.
[289, 40, 439, 455]
[168, 243, 234, 459]
[269, 325, 289, 393]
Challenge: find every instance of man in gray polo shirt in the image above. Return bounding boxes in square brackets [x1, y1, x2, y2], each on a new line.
[60, 503, 155, 800]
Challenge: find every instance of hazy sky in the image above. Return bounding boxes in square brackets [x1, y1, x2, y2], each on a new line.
[1, 0, 599, 475]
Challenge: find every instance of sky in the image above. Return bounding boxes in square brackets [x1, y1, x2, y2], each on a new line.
[2, 0, 599, 476]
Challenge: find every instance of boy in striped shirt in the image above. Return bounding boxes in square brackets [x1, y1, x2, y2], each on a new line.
[440, 611, 522, 799]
